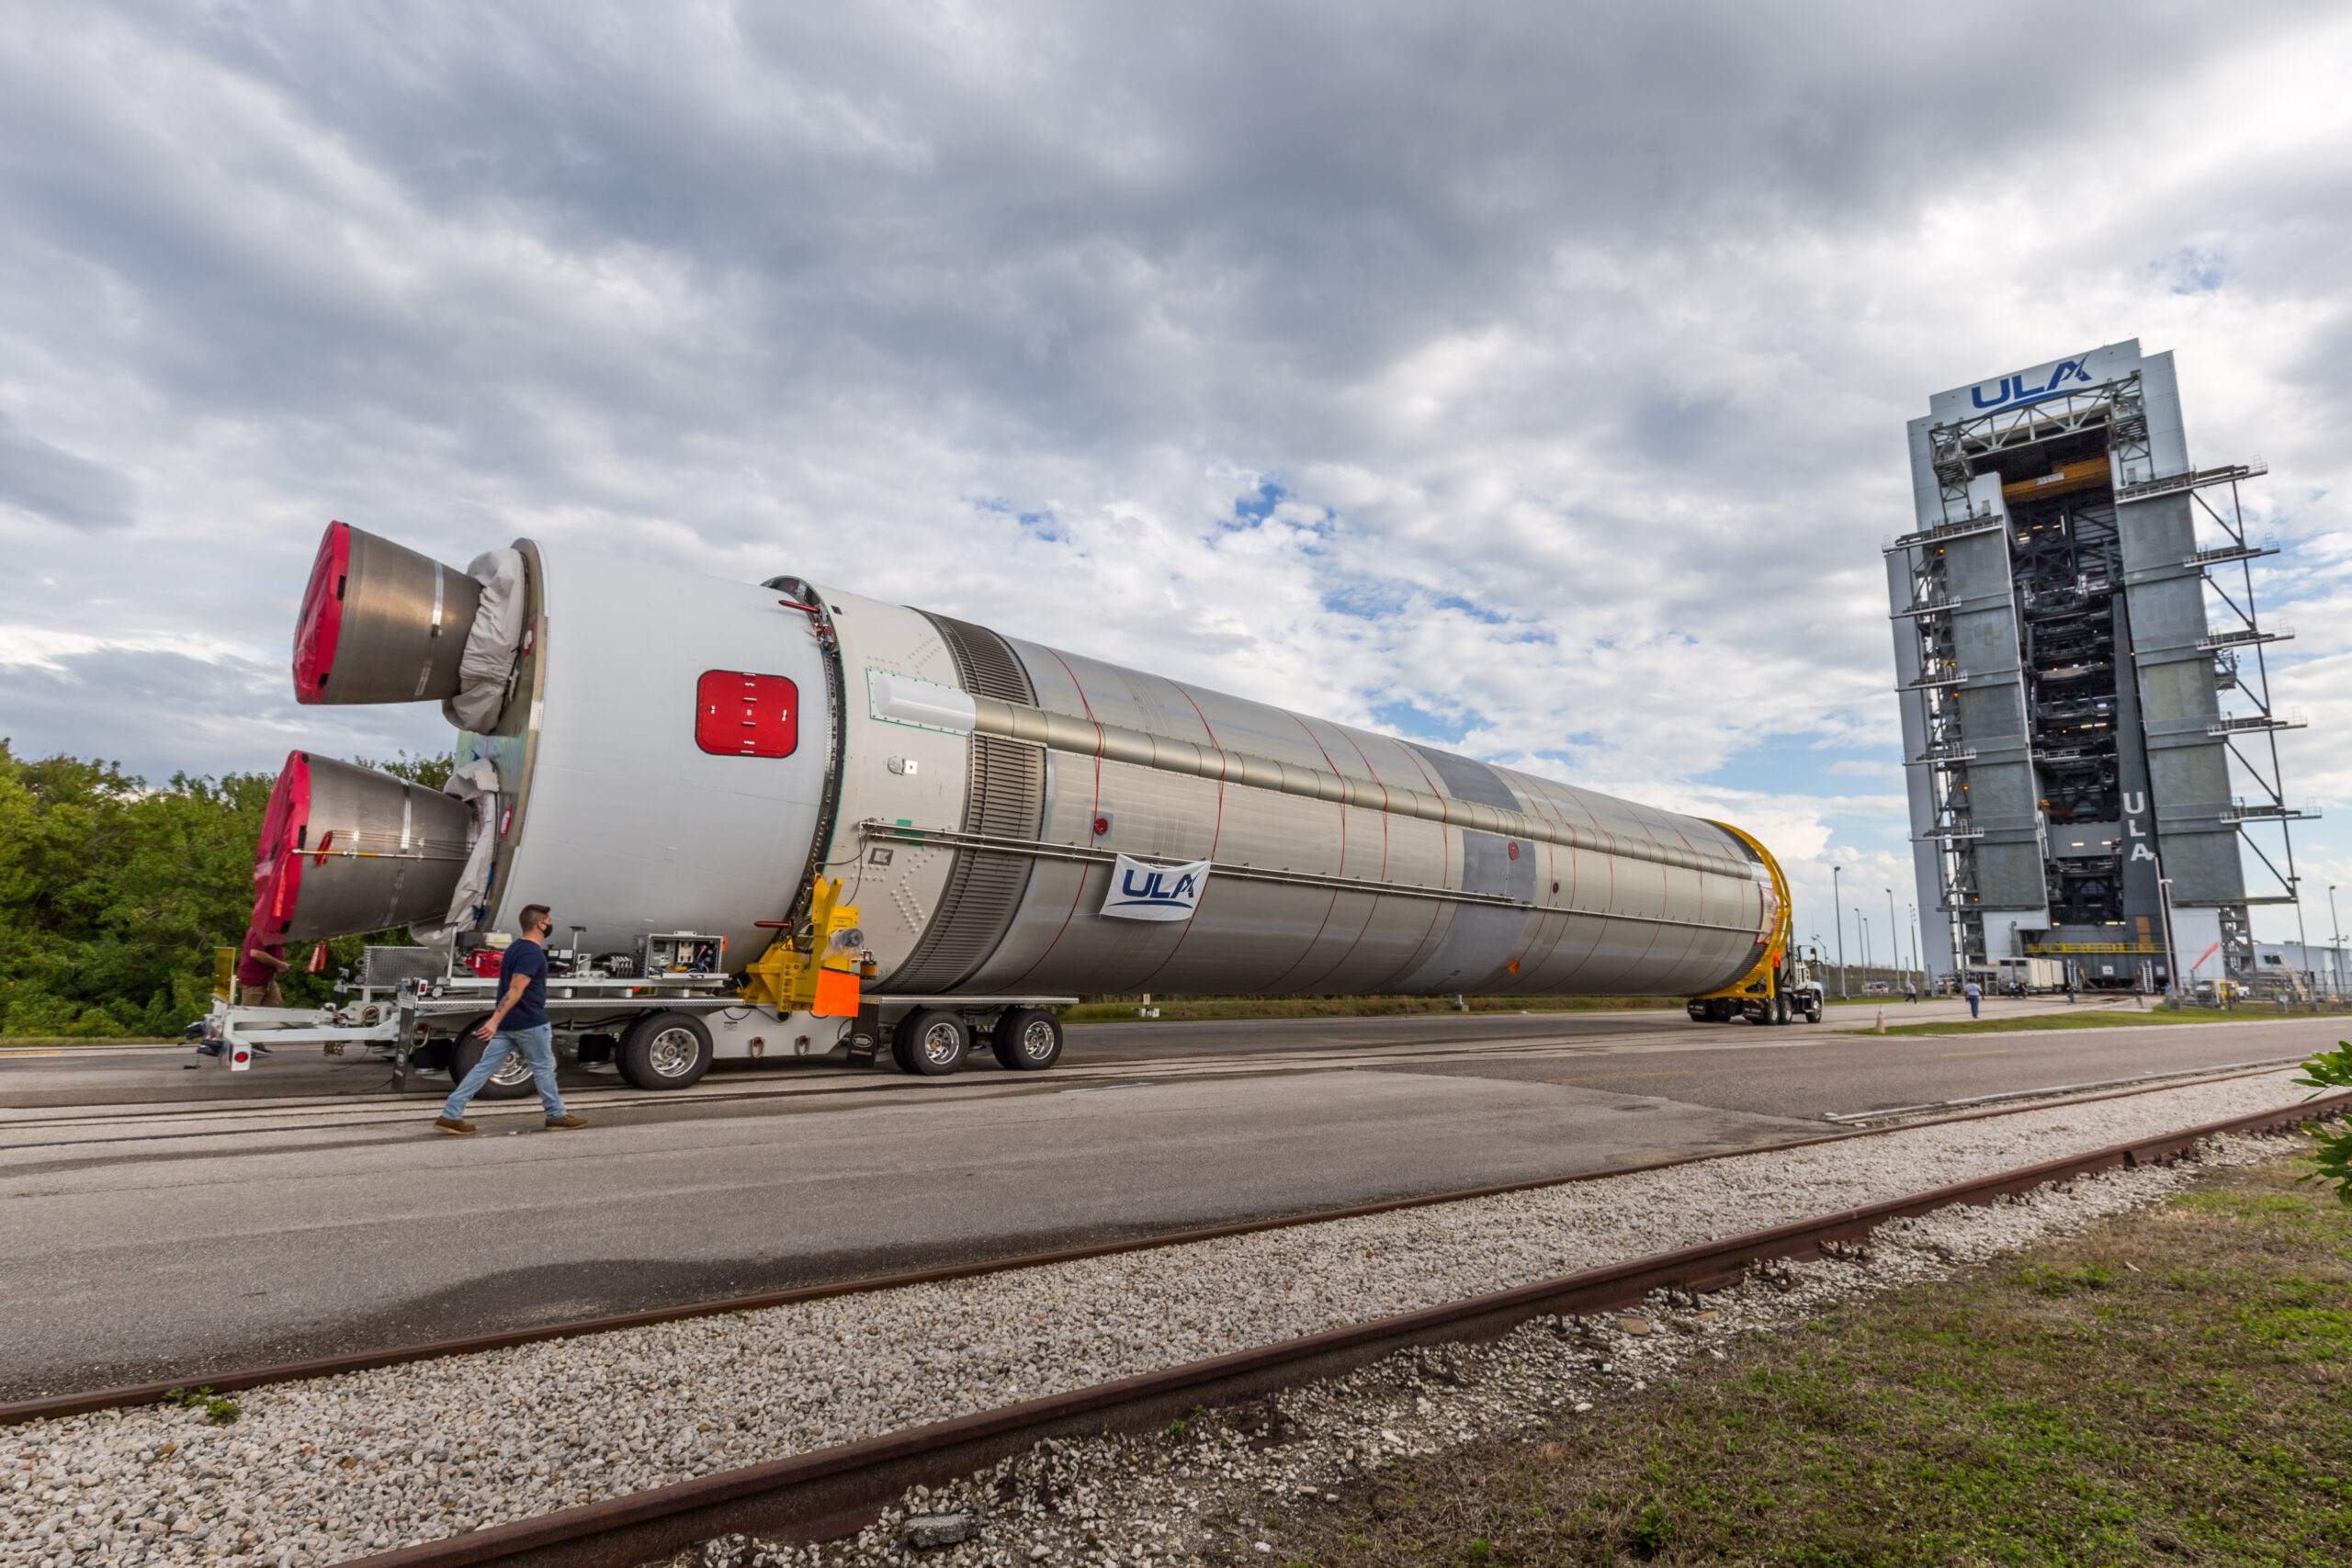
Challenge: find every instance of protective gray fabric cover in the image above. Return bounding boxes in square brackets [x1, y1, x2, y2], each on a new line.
[411, 757, 503, 948]
[439, 548, 526, 731]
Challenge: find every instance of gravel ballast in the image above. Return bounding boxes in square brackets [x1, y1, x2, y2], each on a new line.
[725, 1124, 2317, 1568]
[3, 1069, 2325, 1567]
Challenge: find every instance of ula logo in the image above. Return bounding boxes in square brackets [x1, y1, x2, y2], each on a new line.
[1100, 852, 1211, 923]
[1971, 357, 2094, 412]
[2121, 791, 2156, 864]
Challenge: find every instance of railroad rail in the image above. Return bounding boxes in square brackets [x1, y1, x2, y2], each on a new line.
[0, 1000, 2290, 1146]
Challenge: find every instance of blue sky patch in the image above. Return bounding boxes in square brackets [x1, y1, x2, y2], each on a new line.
[1696, 733, 1905, 802]
[1369, 699, 1476, 745]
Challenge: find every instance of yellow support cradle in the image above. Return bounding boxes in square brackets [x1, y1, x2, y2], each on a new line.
[740, 877, 862, 1014]
[1689, 820, 1792, 1003]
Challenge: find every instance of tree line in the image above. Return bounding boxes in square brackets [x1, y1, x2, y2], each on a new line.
[0, 741, 449, 1038]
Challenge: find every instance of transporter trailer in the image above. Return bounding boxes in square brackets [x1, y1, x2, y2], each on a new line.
[198, 879, 1080, 1095]
[197, 888, 1080, 1097]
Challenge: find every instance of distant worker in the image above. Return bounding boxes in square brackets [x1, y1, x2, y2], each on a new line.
[435, 904, 588, 1135]
[1962, 976, 1982, 1020]
[1905, 977, 1918, 1005]
[236, 937, 289, 1007]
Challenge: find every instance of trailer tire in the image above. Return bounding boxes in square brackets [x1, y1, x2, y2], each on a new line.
[446, 1019, 537, 1100]
[897, 1010, 968, 1076]
[620, 1011, 713, 1089]
[991, 1008, 1063, 1071]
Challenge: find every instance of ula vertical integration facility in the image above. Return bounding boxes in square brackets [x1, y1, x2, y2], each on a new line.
[1887, 341, 2311, 991]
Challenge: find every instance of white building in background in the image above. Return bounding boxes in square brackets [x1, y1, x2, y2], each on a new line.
[1887, 342, 2312, 991]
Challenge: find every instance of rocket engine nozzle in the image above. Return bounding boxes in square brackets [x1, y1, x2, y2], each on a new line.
[292, 521, 483, 705]
[244, 751, 473, 948]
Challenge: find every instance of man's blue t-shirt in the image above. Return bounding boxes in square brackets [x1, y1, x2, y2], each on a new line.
[499, 940, 549, 1030]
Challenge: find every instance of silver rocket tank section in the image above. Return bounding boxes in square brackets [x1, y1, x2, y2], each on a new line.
[253, 523, 1782, 1005]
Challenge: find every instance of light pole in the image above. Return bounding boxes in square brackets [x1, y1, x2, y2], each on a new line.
[1860, 914, 1871, 990]
[1832, 865, 1847, 998]
[2330, 885, 2343, 1004]
[1908, 903, 1922, 991]
[2156, 874, 2183, 1004]
[1887, 887, 1902, 992]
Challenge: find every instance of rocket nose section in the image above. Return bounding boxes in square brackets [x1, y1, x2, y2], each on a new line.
[246, 751, 474, 944]
[292, 521, 485, 705]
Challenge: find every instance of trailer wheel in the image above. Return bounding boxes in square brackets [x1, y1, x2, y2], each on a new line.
[620, 1011, 713, 1089]
[897, 1010, 968, 1076]
[1685, 1000, 1709, 1024]
[446, 1019, 537, 1100]
[991, 1008, 1063, 1071]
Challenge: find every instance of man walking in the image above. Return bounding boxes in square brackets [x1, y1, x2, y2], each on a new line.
[436, 904, 587, 1134]
[236, 936, 289, 1007]
[1962, 976, 1982, 1020]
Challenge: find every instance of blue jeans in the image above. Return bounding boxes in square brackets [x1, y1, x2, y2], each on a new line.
[1966, 994, 1980, 1018]
[444, 1022, 566, 1119]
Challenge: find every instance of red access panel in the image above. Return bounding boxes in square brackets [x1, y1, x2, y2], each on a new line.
[695, 671, 799, 758]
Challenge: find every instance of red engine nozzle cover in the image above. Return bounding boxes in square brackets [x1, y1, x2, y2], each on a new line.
[243, 750, 314, 954]
[291, 524, 352, 704]
[288, 520, 483, 706]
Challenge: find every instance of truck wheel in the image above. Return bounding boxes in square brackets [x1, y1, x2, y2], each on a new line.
[620, 1011, 713, 1089]
[1804, 998, 1824, 1024]
[447, 1020, 536, 1100]
[991, 1008, 1063, 1071]
[1773, 995, 1792, 1026]
[897, 1010, 967, 1076]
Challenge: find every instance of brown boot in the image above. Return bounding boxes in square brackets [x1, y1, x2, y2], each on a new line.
[435, 1115, 476, 1135]
[544, 1113, 588, 1131]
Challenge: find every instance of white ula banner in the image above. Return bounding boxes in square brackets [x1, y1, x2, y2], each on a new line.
[1099, 853, 1211, 921]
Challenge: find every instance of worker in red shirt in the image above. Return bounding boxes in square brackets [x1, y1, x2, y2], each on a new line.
[236, 937, 290, 1007]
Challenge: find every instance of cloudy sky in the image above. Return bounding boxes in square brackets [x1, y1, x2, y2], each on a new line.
[5, 1, 2349, 961]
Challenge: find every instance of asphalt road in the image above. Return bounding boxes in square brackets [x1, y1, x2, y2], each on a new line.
[1, 998, 2335, 1399]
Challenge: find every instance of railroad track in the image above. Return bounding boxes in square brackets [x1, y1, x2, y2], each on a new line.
[2, 1018, 2319, 1150]
[7, 1078, 2344, 1568]
[1, 1027, 1668, 1134]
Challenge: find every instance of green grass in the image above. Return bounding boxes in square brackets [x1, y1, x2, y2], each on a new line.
[1278, 1151, 2352, 1566]
[1838, 1005, 2296, 1037]
[1055, 995, 1686, 1024]
[161, 1386, 240, 1425]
